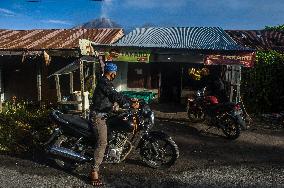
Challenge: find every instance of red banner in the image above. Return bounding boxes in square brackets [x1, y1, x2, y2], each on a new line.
[204, 52, 256, 67]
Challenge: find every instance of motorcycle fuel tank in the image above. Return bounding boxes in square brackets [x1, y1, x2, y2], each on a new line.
[106, 115, 136, 132]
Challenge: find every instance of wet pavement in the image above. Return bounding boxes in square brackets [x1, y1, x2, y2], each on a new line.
[0, 118, 283, 188]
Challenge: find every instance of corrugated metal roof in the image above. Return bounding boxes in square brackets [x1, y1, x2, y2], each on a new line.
[0, 28, 123, 50]
[225, 30, 284, 51]
[109, 27, 251, 51]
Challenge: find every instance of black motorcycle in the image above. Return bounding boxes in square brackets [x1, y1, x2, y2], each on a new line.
[44, 101, 179, 170]
[187, 87, 246, 140]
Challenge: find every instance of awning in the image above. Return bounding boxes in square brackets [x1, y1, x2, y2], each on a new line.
[48, 56, 96, 77]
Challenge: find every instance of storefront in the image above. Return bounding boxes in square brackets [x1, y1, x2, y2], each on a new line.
[89, 27, 255, 103]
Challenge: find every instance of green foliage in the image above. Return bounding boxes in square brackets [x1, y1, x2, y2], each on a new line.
[0, 102, 52, 153]
[265, 24, 284, 31]
[241, 50, 284, 113]
[256, 51, 284, 64]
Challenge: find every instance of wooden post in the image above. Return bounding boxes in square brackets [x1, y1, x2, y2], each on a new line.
[37, 63, 42, 103]
[92, 62, 96, 91]
[0, 68, 3, 112]
[80, 60, 86, 117]
[228, 65, 241, 103]
[146, 65, 152, 89]
[99, 55, 105, 75]
[237, 66, 241, 103]
[229, 66, 234, 102]
[55, 75, 61, 102]
[180, 66, 184, 102]
[69, 72, 74, 95]
[158, 71, 162, 101]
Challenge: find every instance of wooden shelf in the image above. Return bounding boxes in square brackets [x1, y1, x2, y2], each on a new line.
[59, 101, 82, 105]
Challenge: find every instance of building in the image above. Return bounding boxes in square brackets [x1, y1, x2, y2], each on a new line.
[92, 27, 254, 103]
[0, 28, 123, 103]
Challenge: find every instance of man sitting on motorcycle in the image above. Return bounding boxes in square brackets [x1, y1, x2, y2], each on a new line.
[89, 62, 139, 186]
[200, 67, 229, 103]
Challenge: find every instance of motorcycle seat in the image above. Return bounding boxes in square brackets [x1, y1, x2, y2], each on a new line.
[208, 102, 235, 113]
[218, 102, 235, 110]
[57, 113, 91, 130]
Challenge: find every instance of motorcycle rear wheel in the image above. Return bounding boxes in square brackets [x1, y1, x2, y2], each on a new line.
[52, 135, 78, 170]
[221, 116, 241, 140]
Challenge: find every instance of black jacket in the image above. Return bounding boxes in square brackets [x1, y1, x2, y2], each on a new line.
[200, 75, 229, 103]
[91, 76, 129, 113]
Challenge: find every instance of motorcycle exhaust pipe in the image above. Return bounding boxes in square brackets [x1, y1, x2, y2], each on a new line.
[48, 146, 91, 162]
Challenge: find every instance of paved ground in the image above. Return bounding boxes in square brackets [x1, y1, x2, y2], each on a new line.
[0, 116, 283, 188]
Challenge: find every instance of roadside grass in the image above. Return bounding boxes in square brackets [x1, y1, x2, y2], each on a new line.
[0, 101, 52, 154]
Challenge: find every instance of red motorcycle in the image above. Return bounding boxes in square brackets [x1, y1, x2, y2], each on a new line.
[187, 87, 246, 140]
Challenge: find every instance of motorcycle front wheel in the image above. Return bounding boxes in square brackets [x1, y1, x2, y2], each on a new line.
[140, 136, 179, 169]
[187, 106, 205, 123]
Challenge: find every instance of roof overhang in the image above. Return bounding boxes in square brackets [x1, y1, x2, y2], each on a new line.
[48, 56, 96, 77]
[0, 49, 80, 57]
[92, 27, 255, 52]
[91, 43, 255, 54]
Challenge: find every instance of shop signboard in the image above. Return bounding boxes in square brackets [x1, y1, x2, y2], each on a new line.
[204, 52, 256, 67]
[105, 50, 150, 63]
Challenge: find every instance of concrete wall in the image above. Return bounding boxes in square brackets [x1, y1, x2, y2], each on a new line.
[112, 61, 128, 91]
[112, 61, 158, 93]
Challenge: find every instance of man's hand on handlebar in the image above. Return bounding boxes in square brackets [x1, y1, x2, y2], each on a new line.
[131, 98, 140, 109]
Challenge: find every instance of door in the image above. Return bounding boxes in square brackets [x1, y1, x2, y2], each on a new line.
[160, 63, 181, 103]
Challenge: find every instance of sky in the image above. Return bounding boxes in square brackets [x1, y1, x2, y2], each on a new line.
[0, 0, 283, 30]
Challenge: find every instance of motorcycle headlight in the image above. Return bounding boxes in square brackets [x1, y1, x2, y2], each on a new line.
[196, 91, 202, 97]
[188, 98, 194, 102]
[142, 105, 151, 115]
